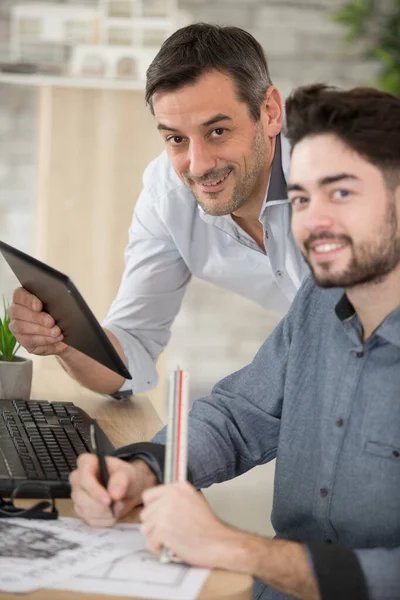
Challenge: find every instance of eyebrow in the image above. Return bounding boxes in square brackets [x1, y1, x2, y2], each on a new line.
[287, 173, 360, 193]
[157, 113, 232, 133]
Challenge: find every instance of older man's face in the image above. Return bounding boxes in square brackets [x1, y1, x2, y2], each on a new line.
[152, 69, 281, 217]
[288, 133, 400, 288]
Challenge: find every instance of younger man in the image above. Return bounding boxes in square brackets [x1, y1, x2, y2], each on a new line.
[70, 85, 400, 599]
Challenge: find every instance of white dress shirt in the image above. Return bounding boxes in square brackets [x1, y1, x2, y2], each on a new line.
[103, 133, 309, 395]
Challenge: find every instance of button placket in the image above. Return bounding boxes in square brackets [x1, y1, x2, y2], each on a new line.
[314, 347, 365, 538]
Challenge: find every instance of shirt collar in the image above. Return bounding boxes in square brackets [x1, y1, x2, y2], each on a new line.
[335, 292, 400, 348]
[335, 293, 355, 321]
[265, 133, 288, 204]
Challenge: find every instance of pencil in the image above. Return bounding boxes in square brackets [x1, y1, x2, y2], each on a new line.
[90, 420, 115, 518]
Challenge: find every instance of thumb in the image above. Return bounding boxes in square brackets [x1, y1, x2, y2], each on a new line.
[106, 457, 139, 501]
[108, 470, 132, 501]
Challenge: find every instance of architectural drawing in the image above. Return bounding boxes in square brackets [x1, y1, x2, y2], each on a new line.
[81, 549, 188, 586]
[48, 522, 210, 600]
[0, 517, 129, 594]
[0, 521, 79, 560]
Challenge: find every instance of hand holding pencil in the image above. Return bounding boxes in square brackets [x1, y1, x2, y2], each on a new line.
[90, 420, 115, 517]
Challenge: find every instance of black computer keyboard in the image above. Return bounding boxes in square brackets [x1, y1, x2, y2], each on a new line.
[0, 399, 114, 498]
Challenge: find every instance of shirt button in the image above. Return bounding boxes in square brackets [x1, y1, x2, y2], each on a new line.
[276, 270, 284, 278]
[335, 418, 344, 428]
[356, 351, 364, 358]
[393, 450, 399, 458]
[320, 488, 328, 498]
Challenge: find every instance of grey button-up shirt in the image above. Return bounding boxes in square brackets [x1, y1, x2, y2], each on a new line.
[153, 275, 400, 599]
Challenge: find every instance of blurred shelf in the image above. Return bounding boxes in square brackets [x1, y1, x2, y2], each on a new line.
[0, 71, 146, 89]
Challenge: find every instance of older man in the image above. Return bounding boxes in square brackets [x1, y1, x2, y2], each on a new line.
[8, 24, 307, 398]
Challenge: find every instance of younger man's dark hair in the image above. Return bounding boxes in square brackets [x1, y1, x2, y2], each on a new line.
[285, 84, 400, 188]
[145, 23, 273, 121]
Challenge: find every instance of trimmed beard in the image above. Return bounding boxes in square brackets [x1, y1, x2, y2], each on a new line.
[304, 198, 400, 289]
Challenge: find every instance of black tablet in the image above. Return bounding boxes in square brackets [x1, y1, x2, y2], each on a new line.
[0, 240, 132, 381]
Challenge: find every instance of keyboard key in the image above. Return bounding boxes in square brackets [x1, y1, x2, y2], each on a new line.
[0, 398, 114, 497]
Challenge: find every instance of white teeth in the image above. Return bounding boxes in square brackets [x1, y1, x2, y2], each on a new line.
[314, 243, 344, 253]
[201, 172, 229, 187]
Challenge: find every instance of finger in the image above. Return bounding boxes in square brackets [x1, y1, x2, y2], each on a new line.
[106, 457, 146, 500]
[107, 469, 131, 501]
[7, 303, 55, 328]
[146, 536, 164, 556]
[71, 488, 116, 527]
[142, 484, 166, 505]
[12, 287, 43, 312]
[9, 318, 61, 338]
[18, 341, 66, 356]
[140, 521, 158, 539]
[11, 332, 64, 349]
[113, 499, 131, 516]
[139, 498, 164, 523]
[75, 454, 111, 505]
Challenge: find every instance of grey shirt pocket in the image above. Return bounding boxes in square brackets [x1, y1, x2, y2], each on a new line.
[365, 440, 400, 460]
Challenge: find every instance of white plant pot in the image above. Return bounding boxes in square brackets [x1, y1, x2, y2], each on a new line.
[0, 356, 33, 400]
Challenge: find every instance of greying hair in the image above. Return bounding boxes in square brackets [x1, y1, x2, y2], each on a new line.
[146, 23, 273, 121]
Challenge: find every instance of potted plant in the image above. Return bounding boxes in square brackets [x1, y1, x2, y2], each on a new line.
[0, 296, 32, 400]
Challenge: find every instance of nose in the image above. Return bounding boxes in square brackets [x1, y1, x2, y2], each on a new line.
[188, 139, 217, 178]
[302, 196, 335, 234]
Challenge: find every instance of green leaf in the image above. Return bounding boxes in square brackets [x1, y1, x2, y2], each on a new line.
[0, 294, 19, 361]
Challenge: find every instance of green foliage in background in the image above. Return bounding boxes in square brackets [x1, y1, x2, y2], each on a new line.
[0, 296, 20, 361]
[332, 0, 400, 96]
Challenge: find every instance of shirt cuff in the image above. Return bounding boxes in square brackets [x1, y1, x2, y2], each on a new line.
[102, 323, 158, 395]
[106, 389, 134, 402]
[306, 542, 370, 600]
[112, 442, 166, 483]
[130, 453, 163, 483]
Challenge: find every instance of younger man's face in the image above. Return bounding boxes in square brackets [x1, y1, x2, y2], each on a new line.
[152, 69, 281, 217]
[288, 133, 400, 289]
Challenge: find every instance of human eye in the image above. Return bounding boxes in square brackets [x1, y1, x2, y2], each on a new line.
[332, 189, 350, 200]
[290, 195, 309, 208]
[166, 135, 186, 146]
[209, 128, 227, 139]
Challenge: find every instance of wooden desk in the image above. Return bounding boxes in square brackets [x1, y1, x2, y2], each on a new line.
[0, 359, 252, 600]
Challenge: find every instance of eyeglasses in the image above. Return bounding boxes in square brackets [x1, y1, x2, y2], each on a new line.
[0, 482, 58, 520]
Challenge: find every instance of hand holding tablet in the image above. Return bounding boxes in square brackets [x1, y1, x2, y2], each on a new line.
[0, 240, 131, 381]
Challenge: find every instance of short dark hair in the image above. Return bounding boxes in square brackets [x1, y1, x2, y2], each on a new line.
[285, 84, 400, 188]
[145, 23, 273, 121]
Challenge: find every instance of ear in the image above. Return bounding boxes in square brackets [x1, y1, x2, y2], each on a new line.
[260, 86, 283, 137]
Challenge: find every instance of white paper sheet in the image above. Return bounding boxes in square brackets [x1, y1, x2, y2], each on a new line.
[0, 517, 132, 593]
[49, 522, 210, 600]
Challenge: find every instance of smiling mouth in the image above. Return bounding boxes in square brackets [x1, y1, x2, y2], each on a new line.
[312, 242, 346, 254]
[201, 171, 231, 186]
[195, 169, 232, 193]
